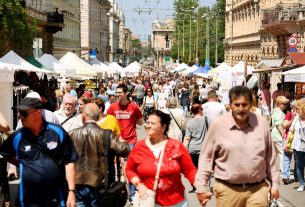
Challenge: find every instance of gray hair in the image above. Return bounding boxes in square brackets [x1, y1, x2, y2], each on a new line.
[166, 97, 177, 108]
[63, 94, 77, 105]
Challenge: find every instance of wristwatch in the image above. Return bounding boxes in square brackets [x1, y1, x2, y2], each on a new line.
[69, 189, 76, 193]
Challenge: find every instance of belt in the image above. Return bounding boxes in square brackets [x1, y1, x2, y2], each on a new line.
[215, 178, 265, 188]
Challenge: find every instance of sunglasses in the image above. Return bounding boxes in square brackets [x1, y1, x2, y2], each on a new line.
[19, 109, 36, 118]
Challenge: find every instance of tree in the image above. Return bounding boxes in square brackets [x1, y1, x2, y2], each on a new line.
[171, 0, 225, 67]
[131, 38, 142, 61]
[0, 0, 37, 57]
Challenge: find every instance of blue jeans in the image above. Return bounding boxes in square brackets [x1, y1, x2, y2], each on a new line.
[282, 141, 297, 179]
[76, 185, 99, 207]
[127, 143, 136, 200]
[295, 150, 305, 186]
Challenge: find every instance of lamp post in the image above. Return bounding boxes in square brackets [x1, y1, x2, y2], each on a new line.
[175, 19, 185, 62]
[202, 11, 210, 67]
[177, 13, 192, 62]
[215, 11, 219, 66]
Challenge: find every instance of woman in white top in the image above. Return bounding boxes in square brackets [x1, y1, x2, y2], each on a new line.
[287, 99, 305, 192]
[141, 88, 157, 122]
[161, 97, 186, 141]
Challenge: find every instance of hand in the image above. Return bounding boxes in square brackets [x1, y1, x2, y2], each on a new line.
[7, 166, 18, 178]
[66, 191, 76, 207]
[137, 183, 151, 200]
[197, 192, 213, 207]
[270, 189, 279, 200]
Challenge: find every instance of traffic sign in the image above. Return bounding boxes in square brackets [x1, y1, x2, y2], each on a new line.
[287, 36, 298, 47]
[287, 46, 298, 53]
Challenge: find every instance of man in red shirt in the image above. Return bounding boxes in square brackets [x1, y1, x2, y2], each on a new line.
[107, 84, 144, 201]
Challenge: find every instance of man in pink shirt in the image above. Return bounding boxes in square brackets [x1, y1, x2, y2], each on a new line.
[196, 86, 280, 207]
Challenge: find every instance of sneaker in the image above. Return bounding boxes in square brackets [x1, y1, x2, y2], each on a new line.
[282, 177, 289, 184]
[297, 185, 304, 192]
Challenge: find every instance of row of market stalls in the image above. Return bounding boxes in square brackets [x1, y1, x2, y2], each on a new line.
[0, 50, 142, 129]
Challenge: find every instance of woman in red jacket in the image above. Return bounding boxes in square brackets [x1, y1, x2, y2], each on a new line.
[126, 110, 197, 206]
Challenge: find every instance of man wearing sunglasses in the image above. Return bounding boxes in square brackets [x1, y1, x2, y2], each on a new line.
[0, 96, 79, 207]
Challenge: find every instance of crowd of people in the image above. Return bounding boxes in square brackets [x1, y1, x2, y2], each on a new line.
[0, 67, 304, 207]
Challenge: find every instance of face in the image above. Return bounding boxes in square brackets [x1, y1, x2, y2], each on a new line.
[78, 100, 86, 113]
[116, 88, 128, 102]
[145, 115, 166, 138]
[230, 95, 252, 125]
[279, 102, 288, 111]
[108, 94, 116, 103]
[66, 85, 71, 92]
[19, 109, 41, 129]
[147, 89, 152, 96]
[296, 106, 305, 118]
[63, 98, 76, 116]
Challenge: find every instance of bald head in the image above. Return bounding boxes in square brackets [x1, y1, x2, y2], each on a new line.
[82, 103, 100, 122]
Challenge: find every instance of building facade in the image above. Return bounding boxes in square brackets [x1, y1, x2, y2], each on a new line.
[123, 28, 132, 65]
[52, 0, 81, 58]
[224, 0, 305, 66]
[108, 0, 124, 63]
[80, 0, 111, 61]
[23, 0, 64, 57]
[152, 18, 175, 67]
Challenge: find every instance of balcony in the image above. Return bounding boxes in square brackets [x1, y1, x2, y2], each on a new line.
[45, 9, 64, 34]
[261, 3, 304, 36]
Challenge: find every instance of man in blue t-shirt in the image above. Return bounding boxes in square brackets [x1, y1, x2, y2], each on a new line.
[0, 96, 78, 207]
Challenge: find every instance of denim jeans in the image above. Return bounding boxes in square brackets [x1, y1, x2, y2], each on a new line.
[75, 185, 99, 207]
[282, 141, 297, 179]
[295, 150, 305, 186]
[127, 143, 136, 200]
[183, 105, 188, 116]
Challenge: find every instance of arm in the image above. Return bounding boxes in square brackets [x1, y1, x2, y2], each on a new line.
[183, 136, 191, 148]
[179, 142, 197, 184]
[264, 122, 280, 200]
[65, 162, 76, 207]
[136, 118, 144, 125]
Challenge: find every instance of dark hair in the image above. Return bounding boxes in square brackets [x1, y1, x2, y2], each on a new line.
[93, 98, 105, 113]
[145, 87, 154, 96]
[116, 84, 128, 93]
[229, 86, 253, 104]
[148, 110, 171, 135]
[191, 103, 202, 115]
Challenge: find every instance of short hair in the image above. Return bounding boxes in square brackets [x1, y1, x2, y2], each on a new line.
[296, 99, 305, 114]
[275, 96, 289, 106]
[63, 94, 77, 105]
[166, 97, 177, 108]
[229, 86, 253, 104]
[78, 96, 90, 105]
[207, 90, 217, 99]
[92, 98, 105, 113]
[191, 103, 202, 115]
[148, 110, 171, 135]
[116, 84, 128, 93]
[83, 104, 100, 121]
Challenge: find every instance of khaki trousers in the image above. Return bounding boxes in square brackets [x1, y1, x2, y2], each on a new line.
[214, 180, 269, 207]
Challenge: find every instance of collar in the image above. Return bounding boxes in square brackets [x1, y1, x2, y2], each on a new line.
[228, 111, 256, 130]
[83, 120, 97, 126]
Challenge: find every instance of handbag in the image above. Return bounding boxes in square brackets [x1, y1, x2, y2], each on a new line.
[133, 140, 167, 207]
[99, 129, 128, 207]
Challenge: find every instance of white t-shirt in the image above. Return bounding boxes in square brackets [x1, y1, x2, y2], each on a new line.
[291, 115, 305, 152]
[202, 101, 227, 125]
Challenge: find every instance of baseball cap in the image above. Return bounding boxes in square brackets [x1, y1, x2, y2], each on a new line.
[106, 89, 115, 96]
[13, 91, 42, 110]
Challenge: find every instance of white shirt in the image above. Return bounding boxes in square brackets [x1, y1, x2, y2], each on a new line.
[202, 101, 227, 125]
[291, 115, 305, 152]
[53, 110, 83, 133]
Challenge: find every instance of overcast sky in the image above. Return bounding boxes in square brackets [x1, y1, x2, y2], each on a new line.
[119, 0, 216, 40]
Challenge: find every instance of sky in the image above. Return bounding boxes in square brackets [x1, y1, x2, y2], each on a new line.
[119, 0, 216, 40]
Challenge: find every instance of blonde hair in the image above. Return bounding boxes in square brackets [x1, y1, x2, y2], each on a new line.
[276, 96, 289, 106]
[296, 99, 305, 113]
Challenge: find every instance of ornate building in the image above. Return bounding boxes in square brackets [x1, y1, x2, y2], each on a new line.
[152, 18, 175, 67]
[224, 0, 305, 66]
[23, 0, 64, 57]
[80, 0, 111, 61]
[52, 0, 81, 58]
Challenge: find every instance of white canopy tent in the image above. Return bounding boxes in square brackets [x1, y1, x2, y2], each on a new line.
[0, 50, 51, 74]
[110, 62, 125, 77]
[181, 65, 198, 76]
[60, 52, 98, 78]
[175, 63, 188, 72]
[280, 65, 305, 82]
[231, 61, 254, 76]
[38, 54, 75, 76]
[124, 62, 141, 76]
[90, 58, 110, 79]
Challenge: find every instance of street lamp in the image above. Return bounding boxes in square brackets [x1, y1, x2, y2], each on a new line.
[202, 11, 210, 67]
[176, 13, 193, 63]
[175, 19, 185, 62]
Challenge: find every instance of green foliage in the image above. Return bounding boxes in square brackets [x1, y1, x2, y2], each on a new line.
[171, 0, 225, 67]
[0, 0, 37, 56]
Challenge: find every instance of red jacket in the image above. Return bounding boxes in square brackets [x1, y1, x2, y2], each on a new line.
[126, 138, 197, 206]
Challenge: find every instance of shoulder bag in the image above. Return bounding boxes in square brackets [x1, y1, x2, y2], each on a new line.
[133, 140, 167, 207]
[168, 109, 185, 138]
[99, 129, 128, 207]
